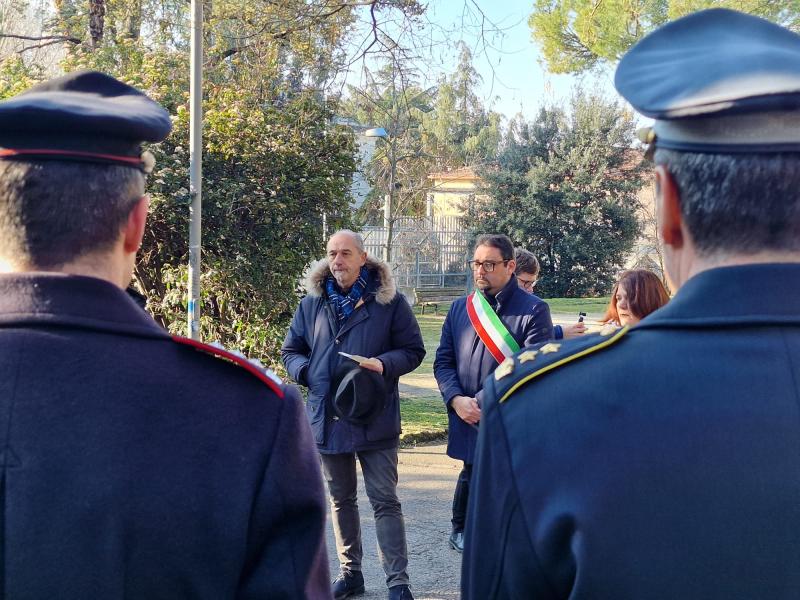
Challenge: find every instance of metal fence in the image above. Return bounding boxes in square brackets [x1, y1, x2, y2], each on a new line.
[362, 216, 471, 291]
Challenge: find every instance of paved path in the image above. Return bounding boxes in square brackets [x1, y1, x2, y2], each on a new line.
[323, 315, 608, 597]
[325, 443, 463, 599]
[552, 311, 604, 331]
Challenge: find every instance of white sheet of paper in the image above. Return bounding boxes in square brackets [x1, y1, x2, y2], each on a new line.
[338, 351, 369, 365]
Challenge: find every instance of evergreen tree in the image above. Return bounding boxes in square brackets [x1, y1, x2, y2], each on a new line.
[422, 42, 501, 168]
[530, 0, 800, 74]
[476, 92, 646, 297]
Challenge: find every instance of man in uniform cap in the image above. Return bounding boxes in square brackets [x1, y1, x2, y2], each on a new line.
[463, 9, 800, 599]
[0, 71, 330, 598]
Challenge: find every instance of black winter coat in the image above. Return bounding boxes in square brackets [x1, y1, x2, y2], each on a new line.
[0, 273, 330, 600]
[281, 257, 426, 453]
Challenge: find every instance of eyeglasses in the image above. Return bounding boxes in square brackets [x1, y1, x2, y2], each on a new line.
[468, 260, 509, 273]
[517, 277, 537, 290]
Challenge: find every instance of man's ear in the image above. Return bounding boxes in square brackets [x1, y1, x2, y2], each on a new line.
[123, 196, 149, 254]
[655, 165, 684, 249]
[507, 259, 517, 274]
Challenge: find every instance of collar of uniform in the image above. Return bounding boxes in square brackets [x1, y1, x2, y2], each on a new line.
[636, 263, 800, 329]
[492, 274, 521, 311]
[0, 273, 169, 339]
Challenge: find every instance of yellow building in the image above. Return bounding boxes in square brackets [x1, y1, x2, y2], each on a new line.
[426, 167, 488, 221]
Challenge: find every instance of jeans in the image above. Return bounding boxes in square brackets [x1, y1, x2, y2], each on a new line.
[320, 448, 410, 588]
[451, 462, 473, 533]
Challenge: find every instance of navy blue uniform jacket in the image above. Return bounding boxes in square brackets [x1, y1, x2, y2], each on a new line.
[464, 264, 800, 599]
[281, 258, 425, 454]
[0, 274, 330, 599]
[434, 275, 553, 463]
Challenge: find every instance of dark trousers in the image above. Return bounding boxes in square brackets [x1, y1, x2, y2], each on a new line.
[451, 462, 473, 533]
[320, 448, 410, 589]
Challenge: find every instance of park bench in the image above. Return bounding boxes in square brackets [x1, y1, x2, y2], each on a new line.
[414, 287, 465, 315]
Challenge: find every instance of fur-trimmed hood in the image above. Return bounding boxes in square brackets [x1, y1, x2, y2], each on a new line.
[302, 256, 397, 305]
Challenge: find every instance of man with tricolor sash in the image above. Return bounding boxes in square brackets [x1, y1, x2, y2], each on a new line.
[433, 234, 553, 553]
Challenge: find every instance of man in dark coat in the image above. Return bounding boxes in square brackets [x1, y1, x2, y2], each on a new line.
[0, 71, 329, 599]
[463, 9, 800, 599]
[433, 234, 552, 553]
[282, 230, 425, 600]
[514, 247, 586, 339]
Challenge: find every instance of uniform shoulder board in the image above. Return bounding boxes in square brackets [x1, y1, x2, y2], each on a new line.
[171, 335, 285, 398]
[493, 326, 629, 404]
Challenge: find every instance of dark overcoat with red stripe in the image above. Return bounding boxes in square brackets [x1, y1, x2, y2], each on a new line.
[0, 273, 330, 600]
[434, 274, 553, 463]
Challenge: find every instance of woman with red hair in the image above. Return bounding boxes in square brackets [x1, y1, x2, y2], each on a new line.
[603, 269, 670, 327]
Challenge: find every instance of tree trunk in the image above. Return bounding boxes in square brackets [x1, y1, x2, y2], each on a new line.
[125, 0, 142, 40]
[88, 0, 105, 47]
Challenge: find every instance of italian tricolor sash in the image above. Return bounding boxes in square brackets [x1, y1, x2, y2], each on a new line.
[466, 291, 520, 364]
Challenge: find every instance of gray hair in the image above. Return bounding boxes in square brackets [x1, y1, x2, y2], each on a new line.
[514, 248, 540, 277]
[655, 149, 800, 256]
[329, 229, 366, 253]
[0, 160, 145, 269]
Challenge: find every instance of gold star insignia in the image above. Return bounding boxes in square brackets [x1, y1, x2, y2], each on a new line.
[540, 343, 561, 354]
[518, 350, 538, 363]
[494, 357, 515, 381]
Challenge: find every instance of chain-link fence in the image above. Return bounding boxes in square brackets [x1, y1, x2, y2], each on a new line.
[362, 216, 471, 295]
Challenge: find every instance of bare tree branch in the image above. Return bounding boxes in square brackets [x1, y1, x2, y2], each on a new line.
[0, 33, 82, 44]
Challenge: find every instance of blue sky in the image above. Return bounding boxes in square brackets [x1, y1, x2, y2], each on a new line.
[429, 0, 576, 117]
[342, 0, 621, 122]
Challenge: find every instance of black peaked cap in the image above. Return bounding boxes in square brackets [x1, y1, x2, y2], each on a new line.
[0, 70, 171, 168]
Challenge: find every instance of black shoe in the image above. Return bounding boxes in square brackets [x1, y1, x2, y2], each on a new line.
[388, 584, 414, 600]
[333, 571, 365, 600]
[449, 530, 464, 553]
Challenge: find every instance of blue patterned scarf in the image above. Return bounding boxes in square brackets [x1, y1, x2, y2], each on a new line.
[326, 266, 369, 325]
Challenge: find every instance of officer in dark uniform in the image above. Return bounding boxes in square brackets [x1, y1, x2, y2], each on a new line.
[0, 71, 330, 598]
[463, 9, 800, 599]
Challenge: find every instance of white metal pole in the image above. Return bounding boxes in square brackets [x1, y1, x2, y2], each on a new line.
[384, 141, 395, 263]
[187, 0, 203, 340]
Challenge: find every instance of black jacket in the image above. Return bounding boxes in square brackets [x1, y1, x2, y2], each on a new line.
[0, 273, 330, 599]
[464, 264, 800, 599]
[281, 257, 425, 453]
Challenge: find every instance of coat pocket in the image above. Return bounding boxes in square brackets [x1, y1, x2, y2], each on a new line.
[305, 394, 326, 445]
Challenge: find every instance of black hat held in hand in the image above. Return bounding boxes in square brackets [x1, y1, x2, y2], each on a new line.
[331, 363, 386, 425]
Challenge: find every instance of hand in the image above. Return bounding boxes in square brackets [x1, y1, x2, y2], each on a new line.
[562, 322, 587, 338]
[359, 357, 384, 374]
[451, 395, 481, 425]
